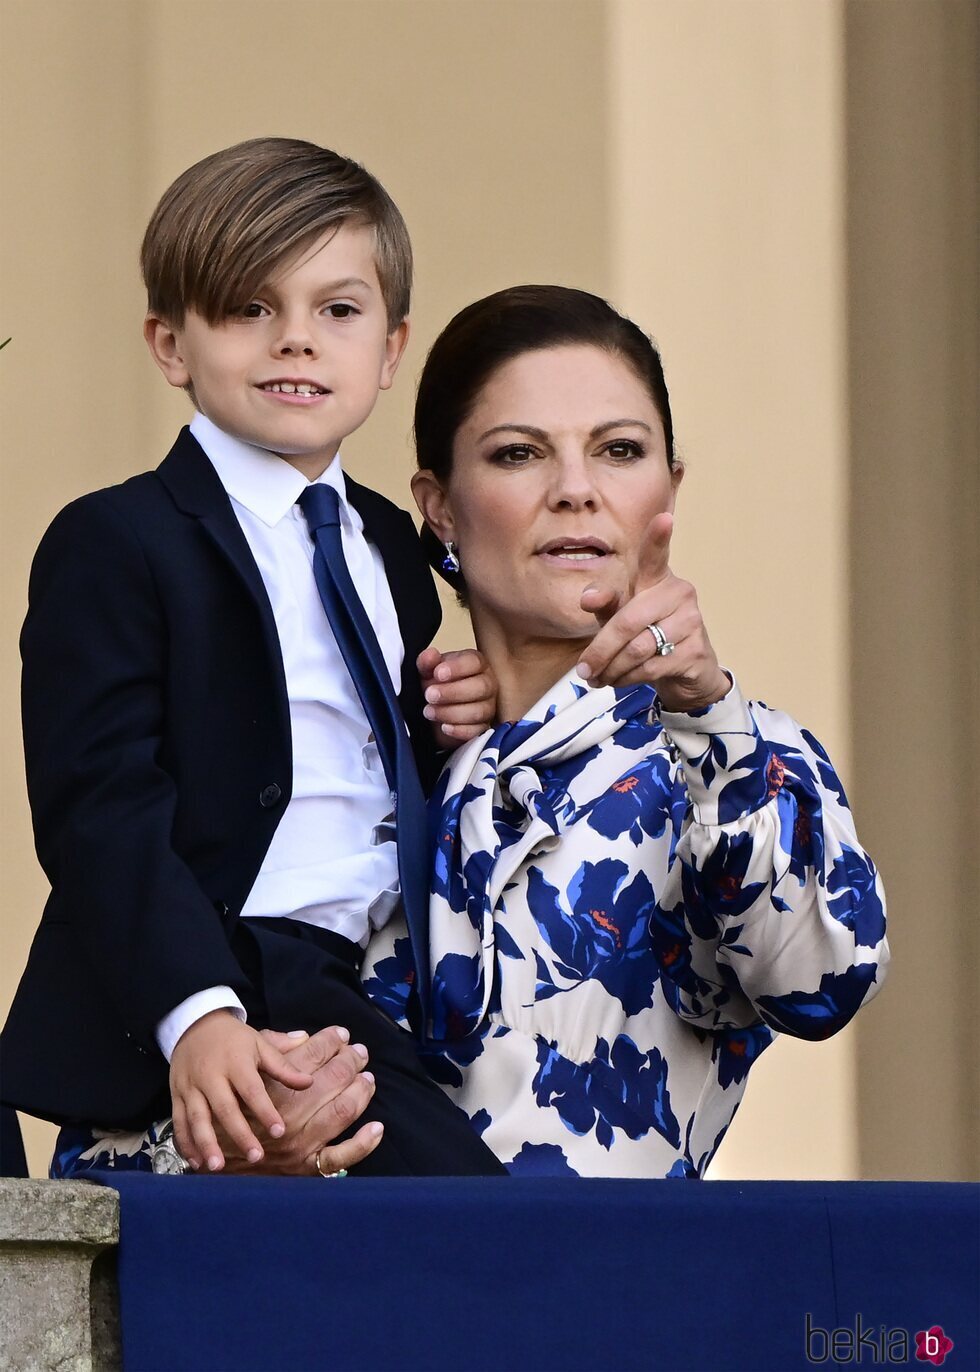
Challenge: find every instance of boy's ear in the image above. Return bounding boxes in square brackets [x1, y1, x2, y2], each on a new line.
[379, 318, 410, 391]
[144, 314, 191, 389]
[411, 469, 454, 543]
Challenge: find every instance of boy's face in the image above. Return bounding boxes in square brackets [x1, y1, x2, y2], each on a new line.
[145, 223, 409, 479]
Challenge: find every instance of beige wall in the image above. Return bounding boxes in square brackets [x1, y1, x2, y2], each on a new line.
[609, 0, 855, 1180]
[1, 0, 976, 1181]
[845, 0, 979, 1181]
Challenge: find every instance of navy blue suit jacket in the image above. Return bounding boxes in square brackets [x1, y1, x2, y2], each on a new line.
[1, 428, 441, 1128]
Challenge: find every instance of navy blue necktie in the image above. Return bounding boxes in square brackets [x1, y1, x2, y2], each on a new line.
[298, 482, 430, 1032]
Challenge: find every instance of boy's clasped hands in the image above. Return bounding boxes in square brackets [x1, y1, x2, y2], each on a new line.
[170, 645, 498, 1172]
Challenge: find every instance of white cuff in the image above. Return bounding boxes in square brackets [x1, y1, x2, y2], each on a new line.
[155, 987, 247, 1063]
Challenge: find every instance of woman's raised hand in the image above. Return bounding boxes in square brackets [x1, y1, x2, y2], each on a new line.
[575, 512, 730, 713]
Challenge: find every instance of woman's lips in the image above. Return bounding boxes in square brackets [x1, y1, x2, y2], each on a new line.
[536, 538, 612, 566]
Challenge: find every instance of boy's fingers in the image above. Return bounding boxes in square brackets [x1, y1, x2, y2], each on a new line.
[313, 1120, 385, 1177]
[184, 1088, 228, 1172]
[426, 701, 495, 726]
[416, 646, 442, 680]
[256, 1040, 315, 1091]
[235, 1073, 289, 1147]
[208, 1082, 270, 1167]
[171, 1098, 200, 1171]
[438, 722, 488, 742]
[431, 648, 484, 683]
[424, 672, 493, 707]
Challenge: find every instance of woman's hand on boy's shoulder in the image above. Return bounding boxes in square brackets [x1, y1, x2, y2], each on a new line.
[418, 647, 497, 748]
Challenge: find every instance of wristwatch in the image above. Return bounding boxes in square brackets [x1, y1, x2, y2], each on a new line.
[150, 1120, 190, 1175]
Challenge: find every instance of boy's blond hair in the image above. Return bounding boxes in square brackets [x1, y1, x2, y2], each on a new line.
[141, 137, 412, 331]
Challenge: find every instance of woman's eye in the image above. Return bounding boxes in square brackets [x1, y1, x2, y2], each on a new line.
[492, 444, 537, 466]
[326, 303, 358, 319]
[603, 439, 645, 461]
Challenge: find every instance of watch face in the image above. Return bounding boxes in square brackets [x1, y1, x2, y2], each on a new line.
[151, 1139, 188, 1175]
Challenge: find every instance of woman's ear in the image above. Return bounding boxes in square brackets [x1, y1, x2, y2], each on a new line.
[412, 469, 454, 543]
[668, 458, 685, 510]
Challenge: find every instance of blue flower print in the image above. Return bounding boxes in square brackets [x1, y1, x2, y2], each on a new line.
[680, 829, 768, 939]
[677, 1115, 734, 1178]
[774, 787, 823, 893]
[756, 962, 879, 1039]
[420, 1033, 487, 1090]
[360, 935, 416, 1027]
[578, 752, 674, 847]
[713, 734, 820, 827]
[469, 1108, 491, 1137]
[826, 847, 886, 948]
[533, 1034, 681, 1151]
[713, 1023, 773, 1088]
[608, 685, 659, 748]
[527, 860, 659, 1015]
[432, 784, 493, 919]
[801, 728, 851, 808]
[430, 951, 485, 1041]
[649, 902, 716, 1010]
[507, 1142, 580, 1176]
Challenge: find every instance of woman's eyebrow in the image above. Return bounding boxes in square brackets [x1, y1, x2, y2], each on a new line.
[477, 423, 550, 442]
[477, 418, 654, 443]
[591, 419, 653, 437]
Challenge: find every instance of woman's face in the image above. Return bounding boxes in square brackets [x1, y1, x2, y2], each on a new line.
[417, 344, 682, 647]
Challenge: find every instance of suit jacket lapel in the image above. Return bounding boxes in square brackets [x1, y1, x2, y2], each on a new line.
[155, 428, 292, 748]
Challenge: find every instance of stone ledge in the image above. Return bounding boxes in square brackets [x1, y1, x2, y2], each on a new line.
[0, 1179, 118, 1245]
[0, 1179, 121, 1371]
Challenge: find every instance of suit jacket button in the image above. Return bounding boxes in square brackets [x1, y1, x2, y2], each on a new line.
[259, 783, 282, 808]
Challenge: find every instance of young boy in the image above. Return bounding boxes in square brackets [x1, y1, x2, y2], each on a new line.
[1, 138, 506, 1178]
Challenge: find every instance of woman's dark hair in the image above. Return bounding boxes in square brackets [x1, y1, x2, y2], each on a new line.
[414, 285, 675, 592]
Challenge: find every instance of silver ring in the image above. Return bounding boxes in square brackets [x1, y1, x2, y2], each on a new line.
[314, 1150, 348, 1179]
[647, 623, 675, 657]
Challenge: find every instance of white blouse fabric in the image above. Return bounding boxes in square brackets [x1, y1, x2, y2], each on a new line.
[362, 671, 889, 1178]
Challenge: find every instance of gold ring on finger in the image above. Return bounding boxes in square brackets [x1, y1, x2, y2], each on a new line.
[314, 1149, 349, 1179]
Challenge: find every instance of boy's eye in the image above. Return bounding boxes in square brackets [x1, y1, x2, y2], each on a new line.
[326, 303, 359, 319]
[240, 302, 267, 318]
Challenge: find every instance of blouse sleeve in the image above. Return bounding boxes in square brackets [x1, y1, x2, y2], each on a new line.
[653, 677, 889, 1039]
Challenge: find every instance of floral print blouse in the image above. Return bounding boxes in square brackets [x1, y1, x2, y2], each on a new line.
[363, 671, 889, 1178]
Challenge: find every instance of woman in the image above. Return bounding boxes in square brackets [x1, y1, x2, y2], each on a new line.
[362, 285, 888, 1178]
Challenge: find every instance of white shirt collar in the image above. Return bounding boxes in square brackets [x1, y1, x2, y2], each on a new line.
[190, 412, 361, 531]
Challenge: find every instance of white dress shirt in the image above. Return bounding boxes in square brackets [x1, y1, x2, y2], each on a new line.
[156, 413, 405, 1059]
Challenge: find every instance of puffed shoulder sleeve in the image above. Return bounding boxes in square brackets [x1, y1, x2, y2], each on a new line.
[653, 677, 889, 1040]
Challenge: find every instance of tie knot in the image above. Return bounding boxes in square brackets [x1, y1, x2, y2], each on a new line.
[298, 482, 342, 532]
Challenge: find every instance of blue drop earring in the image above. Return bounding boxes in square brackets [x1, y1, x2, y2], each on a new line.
[441, 541, 460, 575]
